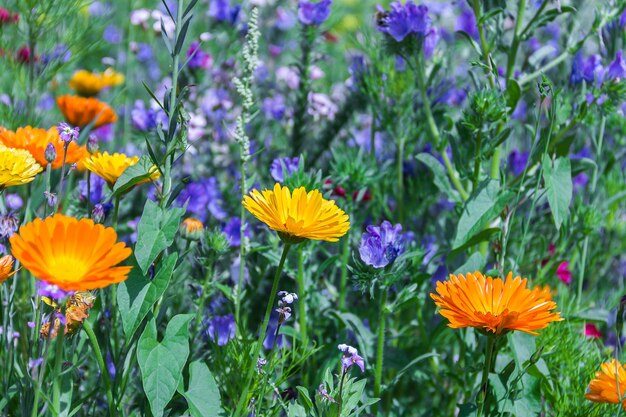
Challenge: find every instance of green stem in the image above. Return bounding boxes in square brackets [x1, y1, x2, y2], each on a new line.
[235, 163, 247, 334]
[296, 246, 307, 347]
[471, 0, 495, 87]
[51, 326, 65, 415]
[473, 130, 483, 191]
[414, 54, 469, 201]
[234, 243, 292, 417]
[505, 0, 527, 81]
[56, 145, 69, 210]
[83, 321, 115, 417]
[113, 194, 120, 229]
[477, 336, 497, 417]
[195, 263, 214, 334]
[397, 137, 405, 223]
[339, 231, 350, 311]
[373, 288, 388, 412]
[337, 369, 347, 417]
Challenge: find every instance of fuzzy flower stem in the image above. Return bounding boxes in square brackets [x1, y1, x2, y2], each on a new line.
[476, 336, 497, 417]
[56, 144, 69, 210]
[83, 320, 116, 417]
[373, 287, 388, 413]
[234, 243, 292, 417]
[44, 164, 52, 217]
[337, 368, 348, 417]
[414, 54, 469, 201]
[51, 325, 65, 415]
[339, 230, 350, 311]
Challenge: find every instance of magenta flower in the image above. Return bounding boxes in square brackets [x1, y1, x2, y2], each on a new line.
[556, 261, 572, 285]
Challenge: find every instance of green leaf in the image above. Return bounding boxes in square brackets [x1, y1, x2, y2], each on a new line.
[135, 200, 185, 274]
[453, 180, 514, 249]
[288, 403, 307, 417]
[453, 252, 486, 275]
[117, 253, 178, 339]
[112, 155, 160, 197]
[542, 155, 572, 230]
[416, 153, 459, 202]
[295, 387, 313, 413]
[138, 314, 194, 417]
[508, 332, 536, 369]
[506, 79, 521, 112]
[178, 361, 223, 417]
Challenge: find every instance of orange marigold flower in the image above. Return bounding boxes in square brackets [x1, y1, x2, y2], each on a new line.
[56, 95, 117, 128]
[430, 271, 562, 336]
[69, 68, 125, 96]
[586, 359, 626, 410]
[83, 151, 160, 187]
[0, 126, 89, 169]
[0, 255, 17, 284]
[40, 292, 96, 338]
[181, 218, 204, 240]
[10, 214, 132, 291]
[243, 183, 350, 243]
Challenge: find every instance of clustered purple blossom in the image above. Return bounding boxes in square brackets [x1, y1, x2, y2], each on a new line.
[187, 41, 212, 70]
[270, 157, 299, 182]
[338, 344, 365, 373]
[222, 217, 251, 247]
[508, 149, 529, 176]
[359, 220, 413, 268]
[298, 0, 332, 26]
[209, 0, 240, 24]
[376, 1, 431, 42]
[570, 52, 626, 85]
[36, 281, 73, 300]
[176, 177, 227, 222]
[131, 100, 168, 132]
[204, 314, 236, 346]
[262, 95, 287, 121]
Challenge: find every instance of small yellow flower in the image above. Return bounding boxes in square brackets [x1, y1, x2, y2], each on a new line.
[69, 68, 125, 96]
[0, 144, 43, 189]
[586, 359, 626, 410]
[181, 218, 204, 240]
[0, 255, 17, 284]
[10, 214, 132, 291]
[83, 151, 160, 187]
[243, 183, 350, 243]
[431, 271, 562, 336]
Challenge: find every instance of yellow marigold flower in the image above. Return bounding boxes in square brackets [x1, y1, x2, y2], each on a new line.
[57, 95, 117, 128]
[243, 183, 350, 243]
[69, 68, 125, 96]
[430, 271, 562, 336]
[0, 255, 17, 284]
[0, 144, 43, 189]
[586, 359, 626, 409]
[181, 218, 204, 240]
[83, 151, 160, 187]
[9, 214, 132, 291]
[0, 126, 89, 170]
[41, 292, 96, 338]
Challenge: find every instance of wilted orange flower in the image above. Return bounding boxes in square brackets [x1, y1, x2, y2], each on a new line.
[586, 359, 626, 409]
[10, 214, 132, 291]
[430, 271, 562, 335]
[0, 126, 89, 169]
[69, 68, 125, 96]
[40, 292, 96, 338]
[83, 151, 160, 187]
[243, 183, 350, 243]
[57, 95, 117, 128]
[181, 218, 204, 240]
[0, 255, 17, 284]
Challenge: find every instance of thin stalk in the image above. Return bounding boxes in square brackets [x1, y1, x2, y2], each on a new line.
[113, 194, 121, 229]
[195, 263, 214, 334]
[336, 369, 348, 417]
[51, 327, 65, 415]
[414, 54, 469, 201]
[296, 246, 307, 347]
[477, 336, 497, 417]
[31, 334, 53, 417]
[397, 136, 405, 223]
[83, 321, 115, 417]
[44, 164, 52, 217]
[473, 130, 483, 191]
[339, 231, 350, 311]
[235, 168, 247, 333]
[56, 145, 69, 210]
[505, 0, 527, 81]
[370, 108, 377, 163]
[234, 243, 293, 417]
[373, 288, 388, 413]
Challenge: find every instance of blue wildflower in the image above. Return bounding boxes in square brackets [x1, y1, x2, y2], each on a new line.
[359, 220, 413, 268]
[222, 217, 251, 247]
[204, 314, 236, 346]
[270, 157, 299, 182]
[376, 1, 431, 42]
[176, 177, 227, 222]
[298, 0, 332, 26]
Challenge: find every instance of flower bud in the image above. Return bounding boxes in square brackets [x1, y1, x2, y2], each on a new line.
[87, 134, 99, 153]
[45, 143, 57, 163]
[180, 218, 204, 240]
[92, 204, 105, 224]
[43, 191, 57, 208]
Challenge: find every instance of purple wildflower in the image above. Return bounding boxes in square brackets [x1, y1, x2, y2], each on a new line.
[275, 7, 296, 31]
[0, 214, 19, 238]
[338, 344, 365, 372]
[508, 149, 529, 176]
[262, 95, 287, 121]
[36, 281, 73, 300]
[103, 25, 122, 44]
[209, 0, 240, 24]
[456, 7, 478, 39]
[359, 220, 413, 268]
[607, 51, 626, 81]
[5, 194, 23, 211]
[270, 157, 299, 182]
[298, 0, 332, 26]
[376, 1, 431, 42]
[176, 177, 227, 221]
[187, 41, 212, 70]
[204, 314, 236, 346]
[222, 217, 251, 247]
[57, 122, 79, 144]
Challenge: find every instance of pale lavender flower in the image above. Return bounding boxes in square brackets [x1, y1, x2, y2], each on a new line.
[308, 92, 338, 120]
[262, 95, 287, 120]
[5, 194, 23, 211]
[0, 214, 19, 238]
[338, 344, 365, 372]
[57, 122, 79, 144]
[43, 192, 57, 208]
[37, 281, 73, 300]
